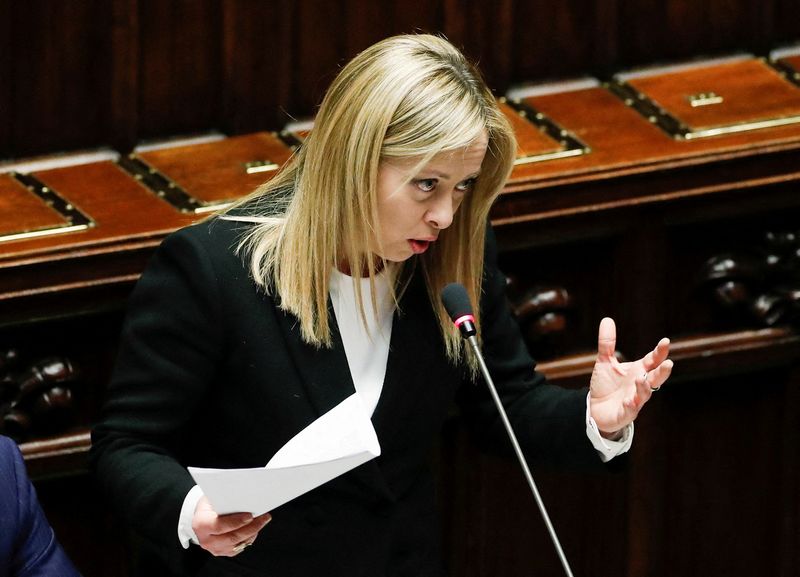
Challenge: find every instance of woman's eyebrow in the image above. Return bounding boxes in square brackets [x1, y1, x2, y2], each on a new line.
[417, 170, 481, 179]
[418, 170, 449, 179]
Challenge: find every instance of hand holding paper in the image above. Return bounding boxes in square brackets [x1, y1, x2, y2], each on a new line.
[189, 394, 381, 516]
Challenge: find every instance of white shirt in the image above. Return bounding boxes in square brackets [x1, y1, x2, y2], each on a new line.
[328, 268, 394, 416]
[177, 271, 632, 547]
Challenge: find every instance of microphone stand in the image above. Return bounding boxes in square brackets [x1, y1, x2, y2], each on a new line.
[466, 334, 576, 577]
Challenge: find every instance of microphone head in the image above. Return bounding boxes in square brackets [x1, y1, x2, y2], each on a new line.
[441, 283, 473, 319]
[441, 283, 477, 338]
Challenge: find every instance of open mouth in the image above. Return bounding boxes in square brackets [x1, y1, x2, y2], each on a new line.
[408, 239, 432, 254]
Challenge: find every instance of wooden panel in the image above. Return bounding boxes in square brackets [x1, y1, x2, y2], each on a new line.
[498, 237, 621, 358]
[773, 0, 800, 44]
[442, 0, 514, 90]
[0, 0, 11, 158]
[9, 0, 115, 157]
[292, 1, 347, 114]
[438, 351, 629, 577]
[0, 161, 194, 267]
[437, 421, 628, 577]
[343, 0, 411, 55]
[20, 432, 92, 478]
[617, 0, 772, 67]
[1, 6, 798, 577]
[663, 202, 800, 336]
[134, 132, 294, 205]
[502, 86, 800, 194]
[499, 101, 565, 158]
[642, 368, 796, 575]
[36, 475, 131, 576]
[626, 59, 800, 131]
[512, 0, 618, 80]
[2, 0, 795, 159]
[291, 1, 443, 116]
[0, 175, 68, 234]
[220, 0, 295, 135]
[108, 0, 140, 152]
[778, 54, 800, 76]
[778, 365, 800, 576]
[349, 1, 440, 48]
[138, 0, 222, 138]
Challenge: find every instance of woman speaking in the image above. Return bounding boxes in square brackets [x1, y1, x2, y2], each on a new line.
[91, 34, 672, 576]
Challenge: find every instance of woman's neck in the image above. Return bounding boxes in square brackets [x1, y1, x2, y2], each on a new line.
[337, 256, 385, 278]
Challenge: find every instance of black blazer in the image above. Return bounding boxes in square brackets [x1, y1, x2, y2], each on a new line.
[91, 217, 603, 577]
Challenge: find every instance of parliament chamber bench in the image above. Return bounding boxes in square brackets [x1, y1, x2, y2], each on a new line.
[1, 53, 799, 577]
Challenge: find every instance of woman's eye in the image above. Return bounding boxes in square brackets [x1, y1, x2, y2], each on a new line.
[415, 179, 437, 192]
[456, 177, 477, 192]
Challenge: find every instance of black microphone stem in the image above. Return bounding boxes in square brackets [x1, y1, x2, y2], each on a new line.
[466, 334, 576, 577]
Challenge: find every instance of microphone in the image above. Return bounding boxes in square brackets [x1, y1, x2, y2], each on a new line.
[441, 283, 576, 577]
[441, 283, 477, 339]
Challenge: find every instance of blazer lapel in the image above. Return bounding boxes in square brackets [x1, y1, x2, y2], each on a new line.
[273, 299, 356, 418]
[273, 297, 396, 501]
[371, 275, 442, 442]
[272, 280, 444, 503]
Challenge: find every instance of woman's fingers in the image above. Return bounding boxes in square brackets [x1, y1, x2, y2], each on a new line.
[193, 503, 251, 538]
[193, 496, 273, 557]
[635, 371, 652, 408]
[626, 361, 673, 412]
[202, 513, 272, 557]
[208, 512, 255, 535]
[220, 513, 272, 556]
[597, 317, 617, 359]
[633, 359, 674, 408]
[646, 359, 673, 391]
[641, 338, 671, 371]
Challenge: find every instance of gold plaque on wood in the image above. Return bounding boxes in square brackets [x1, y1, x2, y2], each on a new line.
[0, 172, 93, 243]
[244, 160, 280, 175]
[688, 92, 724, 107]
[118, 133, 294, 214]
[608, 57, 800, 140]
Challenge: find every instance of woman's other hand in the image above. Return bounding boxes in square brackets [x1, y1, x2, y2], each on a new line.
[192, 495, 272, 556]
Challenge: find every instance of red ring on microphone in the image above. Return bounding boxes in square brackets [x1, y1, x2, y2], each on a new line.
[453, 314, 475, 328]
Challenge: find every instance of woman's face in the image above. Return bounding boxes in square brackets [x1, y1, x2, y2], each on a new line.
[373, 136, 488, 262]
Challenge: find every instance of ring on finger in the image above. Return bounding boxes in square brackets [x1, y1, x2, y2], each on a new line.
[232, 541, 252, 555]
[643, 372, 660, 392]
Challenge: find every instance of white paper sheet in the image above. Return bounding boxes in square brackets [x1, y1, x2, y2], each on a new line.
[188, 393, 381, 515]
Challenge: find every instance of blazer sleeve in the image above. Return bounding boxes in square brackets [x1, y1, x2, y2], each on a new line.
[456, 225, 605, 470]
[90, 225, 226, 556]
[0, 436, 81, 577]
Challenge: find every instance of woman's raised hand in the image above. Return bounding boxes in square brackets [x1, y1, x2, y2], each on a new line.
[588, 317, 673, 437]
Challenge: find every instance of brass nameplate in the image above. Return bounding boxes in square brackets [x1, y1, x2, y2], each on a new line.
[244, 160, 280, 174]
[688, 92, 724, 107]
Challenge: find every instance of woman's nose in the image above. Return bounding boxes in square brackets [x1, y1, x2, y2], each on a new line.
[424, 193, 455, 230]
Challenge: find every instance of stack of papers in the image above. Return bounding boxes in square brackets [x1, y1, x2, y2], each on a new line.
[189, 394, 381, 515]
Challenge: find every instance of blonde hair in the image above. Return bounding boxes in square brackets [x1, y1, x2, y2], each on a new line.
[224, 34, 516, 371]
